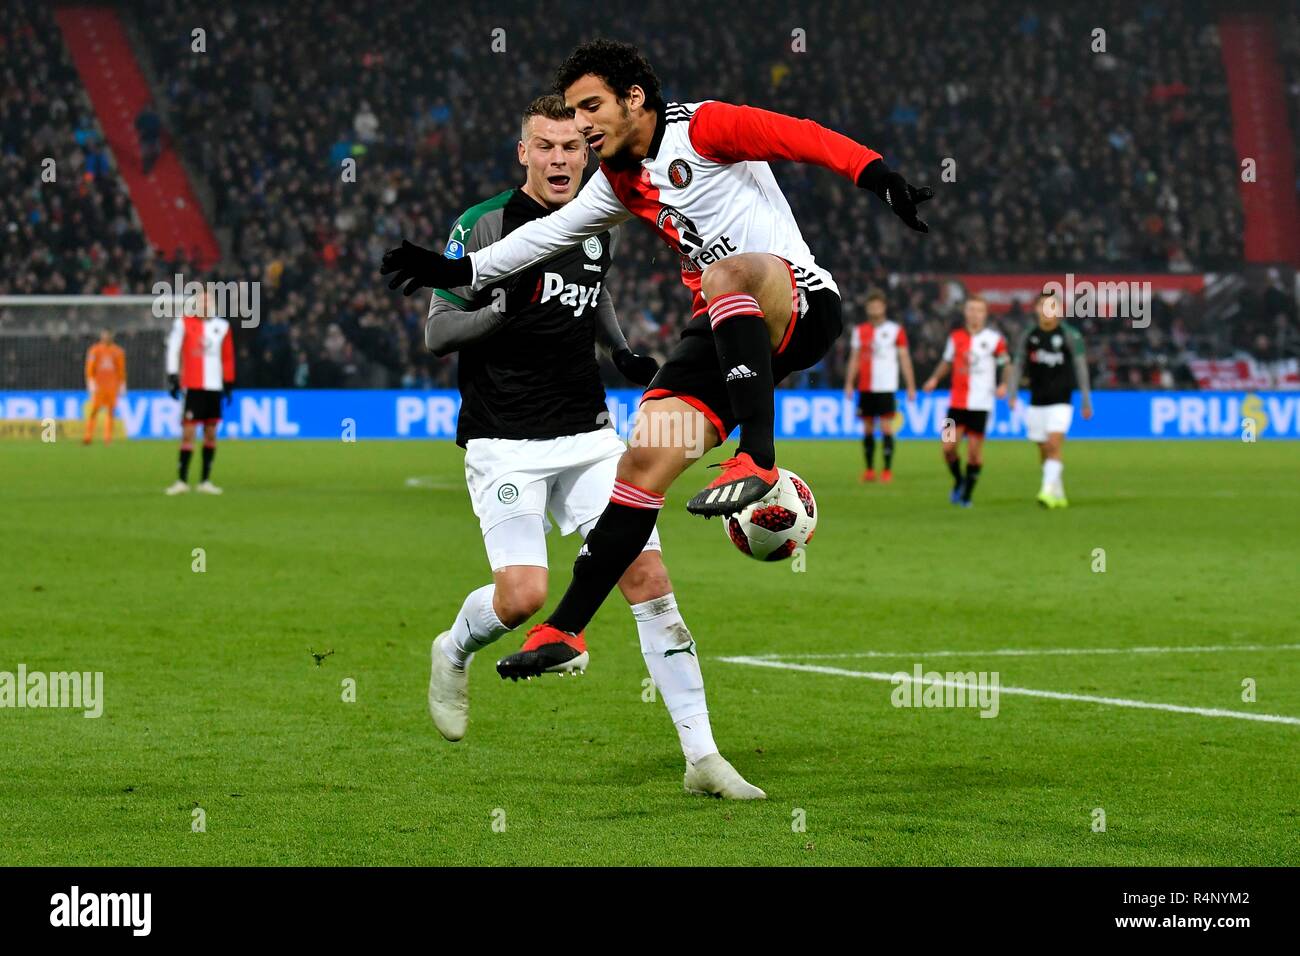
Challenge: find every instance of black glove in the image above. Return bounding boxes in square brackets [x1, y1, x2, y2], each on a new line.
[613, 347, 660, 386]
[167, 373, 180, 400]
[857, 159, 934, 233]
[222, 383, 233, 407]
[381, 240, 473, 297]
[502, 272, 541, 316]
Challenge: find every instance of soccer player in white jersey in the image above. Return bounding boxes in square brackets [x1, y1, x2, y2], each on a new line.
[922, 296, 1011, 507]
[423, 95, 763, 799]
[843, 289, 916, 482]
[164, 289, 234, 495]
[381, 38, 932, 680]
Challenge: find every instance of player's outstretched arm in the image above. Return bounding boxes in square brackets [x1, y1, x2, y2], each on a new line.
[424, 292, 508, 358]
[164, 316, 183, 397]
[594, 288, 659, 385]
[899, 345, 918, 401]
[922, 360, 950, 392]
[1067, 324, 1094, 418]
[687, 101, 933, 232]
[382, 170, 631, 297]
[1007, 327, 1032, 408]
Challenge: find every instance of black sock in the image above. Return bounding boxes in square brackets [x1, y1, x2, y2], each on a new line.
[708, 295, 774, 469]
[863, 434, 876, 468]
[883, 434, 895, 470]
[201, 445, 215, 481]
[946, 455, 963, 488]
[548, 482, 663, 635]
[963, 463, 982, 502]
[179, 448, 192, 482]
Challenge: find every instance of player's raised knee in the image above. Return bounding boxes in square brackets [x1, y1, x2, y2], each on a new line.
[700, 255, 761, 300]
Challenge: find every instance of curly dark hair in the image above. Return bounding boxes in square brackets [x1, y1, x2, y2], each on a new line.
[553, 39, 663, 109]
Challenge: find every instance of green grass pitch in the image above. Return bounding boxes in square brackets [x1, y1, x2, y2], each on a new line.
[2, 436, 1297, 865]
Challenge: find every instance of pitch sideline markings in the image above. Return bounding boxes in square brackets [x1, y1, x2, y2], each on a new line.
[744, 642, 1300, 661]
[716, 656, 1300, 727]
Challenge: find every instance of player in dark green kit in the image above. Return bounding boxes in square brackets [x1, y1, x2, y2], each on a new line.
[421, 94, 765, 798]
[1007, 292, 1094, 508]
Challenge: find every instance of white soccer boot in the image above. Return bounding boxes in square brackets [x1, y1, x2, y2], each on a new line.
[428, 631, 470, 741]
[164, 480, 190, 495]
[683, 753, 767, 800]
[196, 480, 223, 495]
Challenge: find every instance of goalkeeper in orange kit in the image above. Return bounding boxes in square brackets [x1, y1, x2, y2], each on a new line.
[84, 330, 126, 444]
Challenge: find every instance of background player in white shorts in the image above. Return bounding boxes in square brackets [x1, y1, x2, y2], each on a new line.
[424, 95, 763, 798]
[1008, 291, 1093, 508]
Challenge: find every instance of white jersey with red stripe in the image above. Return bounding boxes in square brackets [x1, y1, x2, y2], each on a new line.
[466, 101, 882, 315]
[165, 315, 235, 391]
[942, 326, 1007, 411]
[854, 320, 908, 393]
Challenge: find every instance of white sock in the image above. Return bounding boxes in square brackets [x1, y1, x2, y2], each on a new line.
[444, 584, 512, 668]
[631, 593, 718, 765]
[1043, 459, 1063, 495]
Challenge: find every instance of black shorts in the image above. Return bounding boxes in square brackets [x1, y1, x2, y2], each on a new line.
[642, 285, 843, 439]
[857, 392, 896, 418]
[947, 407, 988, 436]
[183, 389, 223, 423]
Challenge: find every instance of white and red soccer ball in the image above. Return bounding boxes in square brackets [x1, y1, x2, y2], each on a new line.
[724, 468, 817, 561]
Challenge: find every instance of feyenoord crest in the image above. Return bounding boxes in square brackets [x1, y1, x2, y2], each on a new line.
[668, 159, 692, 188]
[583, 236, 602, 260]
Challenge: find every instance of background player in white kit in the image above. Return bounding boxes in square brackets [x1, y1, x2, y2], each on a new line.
[164, 289, 233, 496]
[1008, 291, 1094, 508]
[843, 288, 917, 483]
[424, 95, 764, 799]
[383, 39, 932, 688]
[922, 296, 1011, 507]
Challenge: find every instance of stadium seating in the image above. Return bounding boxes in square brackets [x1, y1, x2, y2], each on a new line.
[3, 0, 1297, 391]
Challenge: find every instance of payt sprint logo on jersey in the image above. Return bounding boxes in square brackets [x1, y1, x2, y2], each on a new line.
[539, 274, 602, 317]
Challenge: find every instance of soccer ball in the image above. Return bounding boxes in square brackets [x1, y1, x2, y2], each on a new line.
[724, 468, 817, 561]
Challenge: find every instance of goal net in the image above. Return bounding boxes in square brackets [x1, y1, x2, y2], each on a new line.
[0, 295, 179, 391]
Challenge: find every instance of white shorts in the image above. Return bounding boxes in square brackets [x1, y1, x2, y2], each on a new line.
[465, 428, 662, 570]
[1025, 403, 1074, 443]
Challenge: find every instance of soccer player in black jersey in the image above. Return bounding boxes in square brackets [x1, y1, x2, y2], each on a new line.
[1007, 292, 1094, 508]
[424, 94, 764, 798]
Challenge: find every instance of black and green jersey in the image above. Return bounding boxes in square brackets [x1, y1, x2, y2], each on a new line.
[1012, 321, 1091, 406]
[435, 188, 615, 447]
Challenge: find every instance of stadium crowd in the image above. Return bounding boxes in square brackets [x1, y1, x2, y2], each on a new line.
[3, 0, 1294, 391]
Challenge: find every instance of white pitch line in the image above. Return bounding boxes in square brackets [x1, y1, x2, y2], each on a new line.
[717, 656, 1300, 726]
[744, 643, 1300, 661]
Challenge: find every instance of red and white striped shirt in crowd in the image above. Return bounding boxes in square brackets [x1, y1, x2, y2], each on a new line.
[943, 326, 1007, 411]
[166, 314, 234, 391]
[854, 320, 908, 393]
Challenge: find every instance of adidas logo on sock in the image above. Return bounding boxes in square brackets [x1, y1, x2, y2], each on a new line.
[726, 364, 757, 381]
